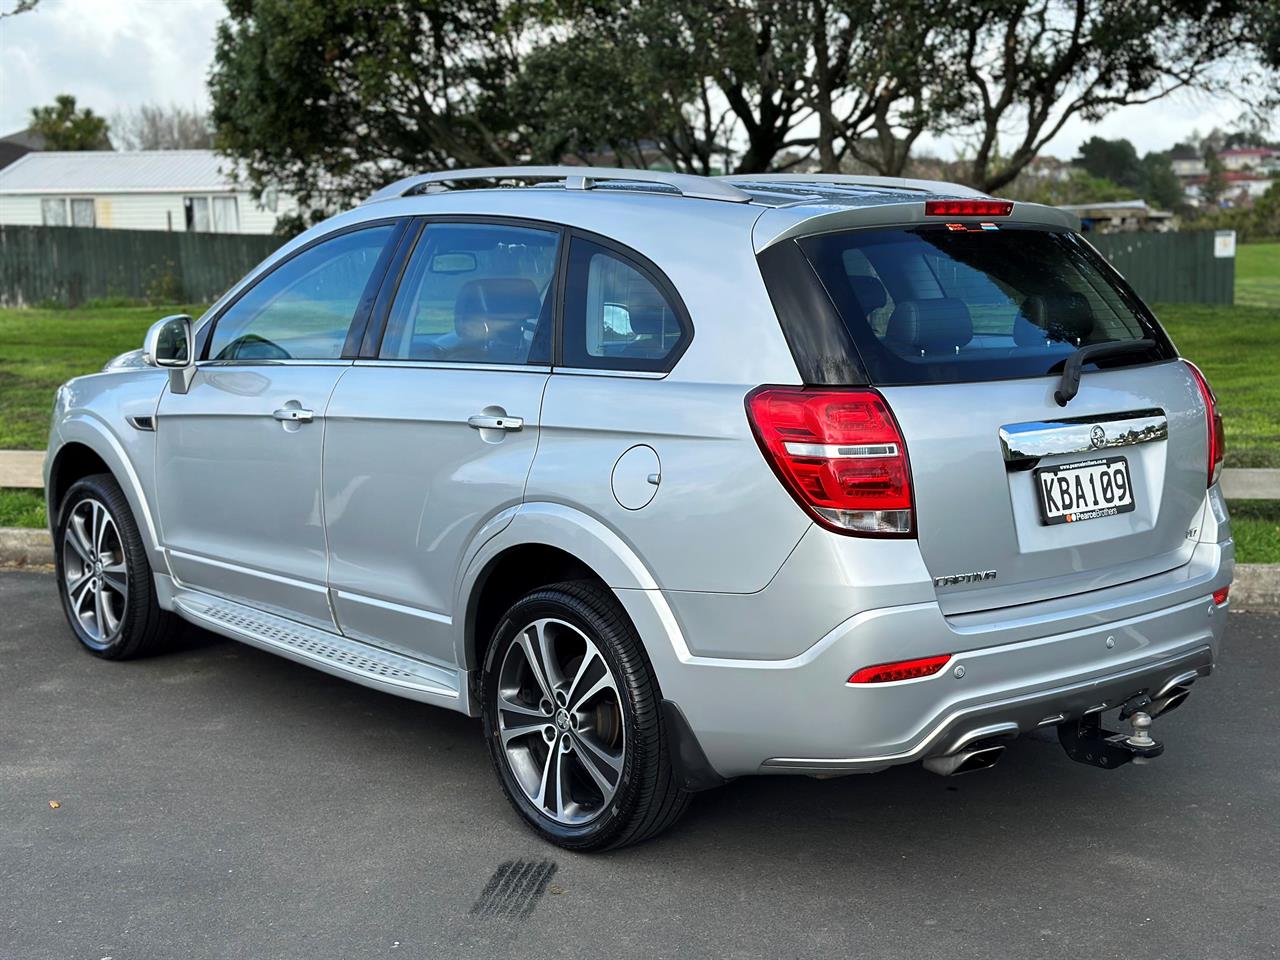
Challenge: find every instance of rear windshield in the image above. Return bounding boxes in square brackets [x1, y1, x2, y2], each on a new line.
[792, 225, 1173, 386]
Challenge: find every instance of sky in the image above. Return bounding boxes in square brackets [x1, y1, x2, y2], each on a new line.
[0, 0, 1258, 160]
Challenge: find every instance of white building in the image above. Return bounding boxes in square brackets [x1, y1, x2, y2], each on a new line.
[0, 150, 295, 234]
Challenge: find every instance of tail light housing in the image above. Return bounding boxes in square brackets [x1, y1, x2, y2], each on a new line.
[1185, 361, 1224, 487]
[924, 199, 1013, 217]
[745, 386, 914, 536]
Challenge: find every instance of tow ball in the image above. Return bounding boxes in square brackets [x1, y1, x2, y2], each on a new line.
[1057, 694, 1164, 769]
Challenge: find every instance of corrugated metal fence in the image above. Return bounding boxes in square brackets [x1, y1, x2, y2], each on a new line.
[0, 224, 285, 307]
[0, 223, 1236, 308]
[1088, 231, 1235, 305]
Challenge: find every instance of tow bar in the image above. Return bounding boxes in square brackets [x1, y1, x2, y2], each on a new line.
[1058, 693, 1164, 769]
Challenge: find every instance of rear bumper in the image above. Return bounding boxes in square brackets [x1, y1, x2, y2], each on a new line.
[640, 538, 1231, 779]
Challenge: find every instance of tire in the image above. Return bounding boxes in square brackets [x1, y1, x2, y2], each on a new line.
[481, 580, 691, 850]
[54, 473, 175, 660]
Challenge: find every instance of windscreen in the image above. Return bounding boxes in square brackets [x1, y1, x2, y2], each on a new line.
[795, 225, 1173, 386]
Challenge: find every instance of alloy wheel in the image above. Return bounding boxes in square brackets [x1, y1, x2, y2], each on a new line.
[495, 617, 626, 826]
[62, 498, 128, 647]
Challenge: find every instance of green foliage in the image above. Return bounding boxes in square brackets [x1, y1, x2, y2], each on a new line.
[1077, 138, 1143, 188]
[1229, 501, 1280, 564]
[1005, 169, 1131, 206]
[1202, 149, 1229, 207]
[1236, 241, 1280, 307]
[0, 489, 46, 530]
[29, 94, 111, 150]
[1139, 153, 1186, 211]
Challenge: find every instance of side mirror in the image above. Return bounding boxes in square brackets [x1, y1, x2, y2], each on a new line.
[143, 314, 196, 394]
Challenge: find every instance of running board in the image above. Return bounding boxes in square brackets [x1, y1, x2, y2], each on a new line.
[173, 591, 466, 711]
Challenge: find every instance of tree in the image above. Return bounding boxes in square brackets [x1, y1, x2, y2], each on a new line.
[1139, 153, 1185, 211]
[0, 0, 39, 18]
[1076, 138, 1142, 190]
[29, 95, 110, 150]
[112, 104, 214, 150]
[1201, 149, 1229, 208]
[211, 0, 535, 222]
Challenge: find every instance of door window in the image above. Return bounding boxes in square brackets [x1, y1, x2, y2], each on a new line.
[207, 223, 396, 361]
[379, 222, 560, 365]
[562, 237, 688, 372]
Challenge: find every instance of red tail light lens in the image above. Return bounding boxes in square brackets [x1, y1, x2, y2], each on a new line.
[1185, 361, 1225, 487]
[924, 199, 1014, 217]
[849, 653, 951, 684]
[1213, 586, 1230, 606]
[745, 386, 914, 536]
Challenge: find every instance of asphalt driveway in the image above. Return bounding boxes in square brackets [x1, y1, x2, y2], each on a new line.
[1, 569, 1276, 960]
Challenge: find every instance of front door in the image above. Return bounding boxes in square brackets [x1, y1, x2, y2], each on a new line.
[323, 219, 561, 664]
[156, 222, 401, 628]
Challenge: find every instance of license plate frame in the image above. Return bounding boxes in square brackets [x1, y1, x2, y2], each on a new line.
[1034, 455, 1136, 525]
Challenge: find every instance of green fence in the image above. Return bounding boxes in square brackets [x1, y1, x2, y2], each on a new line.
[1088, 231, 1235, 306]
[0, 225, 286, 307]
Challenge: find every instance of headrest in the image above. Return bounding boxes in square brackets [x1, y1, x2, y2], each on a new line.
[1015, 292, 1094, 346]
[455, 278, 541, 338]
[625, 288, 669, 336]
[885, 298, 973, 353]
[847, 275, 888, 315]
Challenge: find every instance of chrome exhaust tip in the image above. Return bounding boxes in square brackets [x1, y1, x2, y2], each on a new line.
[923, 744, 1006, 777]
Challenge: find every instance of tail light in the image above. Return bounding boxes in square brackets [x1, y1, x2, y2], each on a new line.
[849, 653, 951, 684]
[745, 386, 914, 536]
[1213, 586, 1230, 606]
[924, 199, 1013, 217]
[1185, 361, 1225, 487]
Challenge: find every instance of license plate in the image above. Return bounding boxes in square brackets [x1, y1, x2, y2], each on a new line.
[1035, 456, 1135, 525]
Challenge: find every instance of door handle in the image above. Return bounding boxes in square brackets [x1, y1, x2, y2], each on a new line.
[273, 407, 314, 423]
[468, 414, 524, 432]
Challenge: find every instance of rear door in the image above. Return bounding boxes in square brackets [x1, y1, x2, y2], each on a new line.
[322, 218, 560, 665]
[792, 224, 1209, 612]
[156, 221, 403, 628]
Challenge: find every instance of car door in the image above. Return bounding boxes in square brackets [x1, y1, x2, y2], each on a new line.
[322, 218, 560, 665]
[155, 220, 403, 629]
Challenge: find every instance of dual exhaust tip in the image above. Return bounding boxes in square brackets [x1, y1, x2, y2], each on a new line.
[923, 674, 1199, 777]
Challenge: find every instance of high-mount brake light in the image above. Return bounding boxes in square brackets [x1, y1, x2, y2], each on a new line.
[745, 386, 914, 536]
[1185, 361, 1225, 487]
[848, 654, 951, 684]
[925, 199, 1014, 217]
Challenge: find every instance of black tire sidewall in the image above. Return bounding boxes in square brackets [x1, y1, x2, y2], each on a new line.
[54, 474, 156, 658]
[481, 586, 655, 850]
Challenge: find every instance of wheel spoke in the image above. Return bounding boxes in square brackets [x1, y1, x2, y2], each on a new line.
[101, 572, 127, 599]
[565, 646, 601, 710]
[570, 733, 616, 795]
[497, 695, 548, 747]
[517, 628, 556, 705]
[100, 590, 122, 637]
[573, 727, 624, 780]
[66, 569, 92, 596]
[92, 583, 106, 638]
[69, 510, 94, 561]
[534, 737, 559, 814]
[93, 503, 111, 556]
[568, 671, 614, 713]
[69, 575, 94, 614]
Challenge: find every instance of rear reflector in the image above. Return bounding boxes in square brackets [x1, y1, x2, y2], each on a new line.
[849, 654, 951, 684]
[1213, 586, 1230, 606]
[746, 386, 914, 536]
[1185, 361, 1225, 487]
[925, 199, 1014, 217]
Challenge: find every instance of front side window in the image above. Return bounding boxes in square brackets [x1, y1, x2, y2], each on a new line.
[562, 238, 687, 372]
[797, 226, 1173, 386]
[207, 224, 396, 361]
[379, 222, 560, 365]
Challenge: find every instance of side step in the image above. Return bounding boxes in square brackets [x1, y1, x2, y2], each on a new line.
[173, 591, 466, 711]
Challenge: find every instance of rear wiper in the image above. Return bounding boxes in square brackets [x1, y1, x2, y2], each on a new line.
[1054, 339, 1158, 407]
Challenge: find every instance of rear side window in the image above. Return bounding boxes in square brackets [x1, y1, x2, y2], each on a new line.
[208, 224, 396, 361]
[790, 226, 1173, 386]
[562, 237, 688, 372]
[379, 222, 560, 365]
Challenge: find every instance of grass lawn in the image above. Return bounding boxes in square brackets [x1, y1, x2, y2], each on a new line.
[1236, 241, 1280, 309]
[0, 302, 207, 450]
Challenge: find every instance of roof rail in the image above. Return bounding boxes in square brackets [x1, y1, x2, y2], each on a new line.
[720, 172, 987, 199]
[364, 166, 753, 205]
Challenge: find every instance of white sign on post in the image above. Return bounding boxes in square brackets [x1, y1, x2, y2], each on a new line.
[1214, 230, 1237, 259]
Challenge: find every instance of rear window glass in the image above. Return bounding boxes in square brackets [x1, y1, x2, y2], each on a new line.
[795, 226, 1172, 386]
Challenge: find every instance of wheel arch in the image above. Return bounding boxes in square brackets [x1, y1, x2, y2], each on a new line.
[48, 418, 164, 567]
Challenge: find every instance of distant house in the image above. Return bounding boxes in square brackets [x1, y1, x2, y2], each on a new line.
[1218, 146, 1276, 173]
[1184, 171, 1275, 208]
[1168, 144, 1206, 179]
[0, 150, 294, 234]
[0, 128, 45, 172]
[1056, 199, 1175, 233]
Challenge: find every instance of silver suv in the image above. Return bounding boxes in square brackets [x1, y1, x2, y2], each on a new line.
[45, 167, 1233, 849]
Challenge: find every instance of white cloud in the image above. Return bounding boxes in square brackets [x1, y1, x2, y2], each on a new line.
[0, 0, 225, 135]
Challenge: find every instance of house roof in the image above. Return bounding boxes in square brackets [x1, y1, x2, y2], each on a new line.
[0, 128, 47, 150]
[0, 150, 242, 194]
[1220, 147, 1275, 157]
